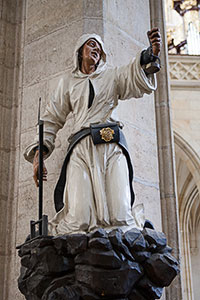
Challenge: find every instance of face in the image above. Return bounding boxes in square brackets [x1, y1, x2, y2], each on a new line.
[81, 38, 102, 66]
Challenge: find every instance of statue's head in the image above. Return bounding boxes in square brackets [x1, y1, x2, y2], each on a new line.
[72, 33, 107, 74]
[78, 38, 102, 70]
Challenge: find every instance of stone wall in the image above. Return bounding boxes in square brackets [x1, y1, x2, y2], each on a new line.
[0, 1, 182, 299]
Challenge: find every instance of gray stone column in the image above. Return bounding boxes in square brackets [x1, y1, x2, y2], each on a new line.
[149, 0, 183, 299]
[0, 0, 23, 299]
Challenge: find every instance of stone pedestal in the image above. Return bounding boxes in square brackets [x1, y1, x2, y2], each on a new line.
[18, 228, 179, 300]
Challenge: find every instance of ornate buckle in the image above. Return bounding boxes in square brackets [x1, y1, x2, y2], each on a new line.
[100, 127, 115, 142]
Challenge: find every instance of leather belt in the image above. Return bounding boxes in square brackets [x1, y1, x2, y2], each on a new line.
[54, 124, 135, 212]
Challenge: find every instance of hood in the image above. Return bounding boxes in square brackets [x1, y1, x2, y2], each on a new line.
[72, 33, 107, 75]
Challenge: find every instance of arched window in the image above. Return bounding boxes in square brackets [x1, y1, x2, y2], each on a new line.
[174, 132, 200, 300]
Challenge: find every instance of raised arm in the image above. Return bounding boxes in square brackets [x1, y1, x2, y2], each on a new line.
[116, 28, 162, 101]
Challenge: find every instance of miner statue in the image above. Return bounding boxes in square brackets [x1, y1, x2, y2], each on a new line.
[24, 28, 162, 236]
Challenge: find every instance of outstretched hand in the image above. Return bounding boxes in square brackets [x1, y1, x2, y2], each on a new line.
[148, 27, 162, 57]
[33, 150, 48, 187]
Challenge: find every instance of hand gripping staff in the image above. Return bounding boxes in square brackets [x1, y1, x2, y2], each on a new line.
[30, 98, 48, 239]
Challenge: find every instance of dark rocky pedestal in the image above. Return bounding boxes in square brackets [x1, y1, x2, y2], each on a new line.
[17, 227, 179, 300]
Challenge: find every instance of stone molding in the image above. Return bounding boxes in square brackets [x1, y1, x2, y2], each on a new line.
[169, 54, 200, 90]
[174, 130, 200, 192]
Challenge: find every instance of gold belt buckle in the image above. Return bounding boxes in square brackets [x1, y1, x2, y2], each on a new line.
[100, 127, 115, 142]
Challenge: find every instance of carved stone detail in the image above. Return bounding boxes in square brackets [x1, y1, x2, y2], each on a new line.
[169, 61, 200, 81]
[169, 55, 200, 84]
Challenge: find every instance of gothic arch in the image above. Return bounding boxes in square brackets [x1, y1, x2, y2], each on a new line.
[174, 131, 200, 300]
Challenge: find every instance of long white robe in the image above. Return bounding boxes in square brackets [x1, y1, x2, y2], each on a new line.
[24, 33, 157, 235]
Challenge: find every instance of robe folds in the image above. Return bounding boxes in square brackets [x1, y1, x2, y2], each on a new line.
[24, 33, 157, 235]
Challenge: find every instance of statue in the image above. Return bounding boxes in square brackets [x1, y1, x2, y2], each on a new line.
[19, 30, 181, 300]
[24, 28, 162, 236]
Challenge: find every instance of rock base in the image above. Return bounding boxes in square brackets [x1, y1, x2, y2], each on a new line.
[17, 227, 179, 300]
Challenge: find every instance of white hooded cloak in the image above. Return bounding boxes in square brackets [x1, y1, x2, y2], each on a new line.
[24, 33, 157, 235]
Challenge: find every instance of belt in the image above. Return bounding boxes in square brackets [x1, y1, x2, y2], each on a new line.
[54, 124, 135, 212]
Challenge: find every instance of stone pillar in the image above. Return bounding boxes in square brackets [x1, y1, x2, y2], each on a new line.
[0, 0, 23, 299]
[149, 0, 183, 299]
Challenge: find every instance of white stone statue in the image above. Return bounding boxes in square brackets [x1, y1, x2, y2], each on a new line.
[24, 29, 161, 236]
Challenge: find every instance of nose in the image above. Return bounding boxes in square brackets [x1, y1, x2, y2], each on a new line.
[94, 45, 101, 55]
[93, 44, 98, 51]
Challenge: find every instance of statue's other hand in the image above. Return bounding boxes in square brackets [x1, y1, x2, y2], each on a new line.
[148, 27, 162, 57]
[33, 150, 48, 187]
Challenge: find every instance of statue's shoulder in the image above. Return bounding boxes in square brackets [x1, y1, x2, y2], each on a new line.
[100, 64, 117, 79]
[57, 69, 74, 89]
